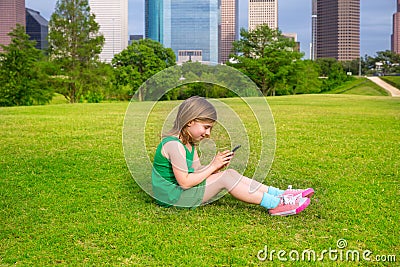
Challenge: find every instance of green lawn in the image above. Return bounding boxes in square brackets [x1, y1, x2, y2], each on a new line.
[1, 95, 399, 266]
[381, 76, 400, 89]
[325, 77, 389, 96]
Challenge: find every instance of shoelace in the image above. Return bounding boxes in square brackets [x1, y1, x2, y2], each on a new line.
[287, 185, 302, 192]
[281, 195, 296, 205]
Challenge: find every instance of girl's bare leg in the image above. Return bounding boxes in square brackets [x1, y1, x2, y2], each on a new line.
[202, 169, 265, 204]
[237, 175, 272, 194]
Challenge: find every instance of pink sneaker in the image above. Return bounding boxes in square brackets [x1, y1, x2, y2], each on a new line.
[269, 195, 310, 216]
[282, 185, 314, 198]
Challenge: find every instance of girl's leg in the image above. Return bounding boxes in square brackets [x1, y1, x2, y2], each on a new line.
[202, 169, 311, 216]
[202, 169, 264, 204]
[237, 175, 270, 193]
[238, 176, 284, 196]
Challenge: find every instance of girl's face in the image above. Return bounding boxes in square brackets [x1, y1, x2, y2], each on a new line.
[187, 120, 214, 142]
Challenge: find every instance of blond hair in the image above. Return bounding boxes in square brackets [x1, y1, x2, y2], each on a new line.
[166, 96, 217, 145]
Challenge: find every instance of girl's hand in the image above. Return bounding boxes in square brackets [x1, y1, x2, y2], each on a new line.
[211, 150, 233, 172]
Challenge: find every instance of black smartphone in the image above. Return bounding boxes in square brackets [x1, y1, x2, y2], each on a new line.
[232, 145, 241, 153]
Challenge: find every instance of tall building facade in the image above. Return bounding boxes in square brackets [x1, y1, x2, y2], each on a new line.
[392, 0, 400, 54]
[310, 0, 317, 60]
[219, 0, 238, 63]
[316, 0, 360, 61]
[146, 0, 219, 63]
[248, 0, 278, 31]
[89, 0, 128, 63]
[26, 8, 48, 50]
[0, 0, 26, 52]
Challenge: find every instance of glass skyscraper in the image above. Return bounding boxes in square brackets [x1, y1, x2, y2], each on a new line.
[146, 0, 219, 63]
[26, 8, 48, 50]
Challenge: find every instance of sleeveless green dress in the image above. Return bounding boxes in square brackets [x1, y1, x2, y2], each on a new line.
[151, 136, 206, 208]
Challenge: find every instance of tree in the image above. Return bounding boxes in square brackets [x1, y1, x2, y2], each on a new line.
[48, 0, 105, 103]
[112, 39, 176, 100]
[315, 58, 350, 91]
[341, 58, 362, 76]
[286, 60, 322, 95]
[0, 25, 53, 106]
[227, 24, 303, 96]
[374, 50, 400, 74]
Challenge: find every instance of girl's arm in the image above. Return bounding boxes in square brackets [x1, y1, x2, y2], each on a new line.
[192, 149, 228, 174]
[191, 149, 202, 170]
[162, 141, 233, 190]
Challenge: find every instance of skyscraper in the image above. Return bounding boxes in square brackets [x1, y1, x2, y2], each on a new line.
[316, 0, 360, 61]
[219, 0, 238, 63]
[0, 0, 26, 52]
[146, 0, 219, 63]
[310, 0, 317, 60]
[392, 0, 400, 54]
[26, 8, 48, 50]
[248, 0, 278, 31]
[89, 0, 128, 62]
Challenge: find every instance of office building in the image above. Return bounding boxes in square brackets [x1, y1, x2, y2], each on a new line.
[146, 0, 219, 63]
[0, 0, 26, 52]
[310, 0, 317, 60]
[129, 35, 143, 45]
[219, 0, 238, 63]
[89, 0, 128, 62]
[392, 0, 400, 54]
[282, 33, 300, 52]
[248, 0, 278, 31]
[316, 0, 360, 61]
[26, 8, 48, 50]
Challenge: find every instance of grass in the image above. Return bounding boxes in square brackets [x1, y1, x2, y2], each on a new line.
[49, 93, 69, 105]
[381, 76, 400, 89]
[1, 95, 399, 266]
[324, 77, 389, 96]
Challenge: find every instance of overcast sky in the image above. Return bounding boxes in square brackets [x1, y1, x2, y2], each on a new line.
[25, 0, 395, 59]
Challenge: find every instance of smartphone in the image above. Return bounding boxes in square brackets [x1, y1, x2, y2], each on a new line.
[232, 145, 241, 153]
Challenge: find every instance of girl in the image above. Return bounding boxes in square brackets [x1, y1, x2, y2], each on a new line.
[151, 96, 313, 216]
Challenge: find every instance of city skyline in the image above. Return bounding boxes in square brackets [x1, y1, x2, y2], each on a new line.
[0, 0, 26, 52]
[146, 0, 219, 63]
[248, 0, 278, 31]
[219, 0, 238, 63]
[89, 0, 129, 63]
[25, 0, 395, 59]
[316, 0, 360, 61]
[392, 0, 400, 53]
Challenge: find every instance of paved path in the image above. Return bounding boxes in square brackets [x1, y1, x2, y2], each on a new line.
[367, 76, 400, 97]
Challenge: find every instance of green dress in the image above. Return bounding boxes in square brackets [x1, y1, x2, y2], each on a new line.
[151, 136, 206, 208]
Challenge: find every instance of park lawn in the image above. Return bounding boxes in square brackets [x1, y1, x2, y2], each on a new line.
[325, 77, 389, 96]
[0, 95, 399, 266]
[381, 76, 400, 89]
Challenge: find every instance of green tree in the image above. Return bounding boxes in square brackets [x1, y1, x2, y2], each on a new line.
[228, 24, 303, 95]
[48, 0, 105, 103]
[286, 60, 322, 95]
[112, 39, 176, 100]
[315, 58, 350, 91]
[0, 25, 53, 106]
[374, 50, 400, 74]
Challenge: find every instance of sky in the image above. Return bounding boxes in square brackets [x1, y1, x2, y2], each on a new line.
[25, 0, 395, 59]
